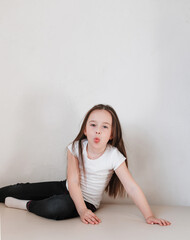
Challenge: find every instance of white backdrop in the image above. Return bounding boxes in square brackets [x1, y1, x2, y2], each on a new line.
[0, 0, 189, 206]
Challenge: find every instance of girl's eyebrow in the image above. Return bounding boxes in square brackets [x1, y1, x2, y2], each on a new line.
[89, 120, 111, 125]
[103, 122, 111, 125]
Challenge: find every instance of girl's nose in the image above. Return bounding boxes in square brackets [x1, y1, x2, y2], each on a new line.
[96, 130, 101, 134]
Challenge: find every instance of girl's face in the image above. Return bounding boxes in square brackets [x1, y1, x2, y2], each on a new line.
[84, 110, 112, 150]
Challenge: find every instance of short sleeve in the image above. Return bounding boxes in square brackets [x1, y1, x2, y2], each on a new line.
[112, 148, 126, 171]
[67, 141, 79, 157]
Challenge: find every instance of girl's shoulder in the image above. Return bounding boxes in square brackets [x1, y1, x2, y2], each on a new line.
[106, 144, 124, 158]
[106, 144, 118, 153]
[106, 144, 126, 170]
[67, 139, 87, 156]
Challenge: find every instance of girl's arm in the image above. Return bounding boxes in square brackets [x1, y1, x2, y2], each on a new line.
[115, 162, 171, 226]
[67, 149, 101, 225]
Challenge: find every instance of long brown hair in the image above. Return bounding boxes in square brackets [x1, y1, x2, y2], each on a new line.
[72, 104, 128, 198]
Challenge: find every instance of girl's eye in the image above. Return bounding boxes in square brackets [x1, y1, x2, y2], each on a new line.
[103, 126, 108, 129]
[90, 124, 96, 127]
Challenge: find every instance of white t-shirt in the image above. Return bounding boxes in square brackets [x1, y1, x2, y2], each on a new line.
[66, 139, 126, 208]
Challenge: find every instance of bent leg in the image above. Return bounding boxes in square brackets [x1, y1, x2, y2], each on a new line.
[27, 194, 97, 220]
[0, 180, 68, 203]
[27, 194, 79, 220]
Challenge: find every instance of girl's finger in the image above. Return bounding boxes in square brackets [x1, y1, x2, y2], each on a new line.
[88, 218, 96, 225]
[158, 219, 163, 225]
[82, 219, 88, 224]
[90, 213, 101, 223]
[93, 215, 101, 223]
[163, 220, 171, 226]
[160, 220, 166, 226]
[149, 218, 171, 226]
[85, 216, 96, 225]
[161, 219, 169, 226]
[160, 220, 167, 226]
[163, 220, 171, 225]
[89, 216, 99, 224]
[152, 220, 161, 225]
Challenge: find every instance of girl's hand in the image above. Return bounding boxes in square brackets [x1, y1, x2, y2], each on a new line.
[146, 216, 171, 226]
[79, 208, 101, 225]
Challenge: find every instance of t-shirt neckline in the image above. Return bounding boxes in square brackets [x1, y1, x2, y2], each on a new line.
[84, 141, 108, 161]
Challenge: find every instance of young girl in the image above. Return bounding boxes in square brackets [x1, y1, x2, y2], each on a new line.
[0, 104, 171, 226]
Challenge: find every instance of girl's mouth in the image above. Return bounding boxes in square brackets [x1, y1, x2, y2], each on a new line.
[94, 138, 100, 143]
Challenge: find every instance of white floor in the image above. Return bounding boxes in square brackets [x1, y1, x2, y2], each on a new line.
[0, 203, 189, 240]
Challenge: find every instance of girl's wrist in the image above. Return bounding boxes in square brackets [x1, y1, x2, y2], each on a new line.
[145, 215, 154, 220]
[78, 207, 88, 215]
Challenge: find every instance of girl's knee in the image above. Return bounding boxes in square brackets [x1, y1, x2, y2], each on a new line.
[43, 196, 78, 220]
[44, 199, 63, 220]
[28, 195, 78, 220]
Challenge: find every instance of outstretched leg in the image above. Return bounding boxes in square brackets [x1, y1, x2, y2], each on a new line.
[0, 180, 68, 203]
[5, 197, 28, 210]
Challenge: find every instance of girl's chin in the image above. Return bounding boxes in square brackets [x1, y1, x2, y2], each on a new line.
[88, 141, 107, 149]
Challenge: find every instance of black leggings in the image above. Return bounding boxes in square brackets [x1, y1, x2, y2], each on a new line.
[0, 180, 96, 220]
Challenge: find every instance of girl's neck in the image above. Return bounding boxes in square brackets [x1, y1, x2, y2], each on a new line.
[86, 144, 107, 160]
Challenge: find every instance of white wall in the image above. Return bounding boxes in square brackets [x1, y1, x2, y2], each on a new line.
[0, 0, 189, 206]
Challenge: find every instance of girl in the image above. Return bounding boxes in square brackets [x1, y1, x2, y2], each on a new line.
[0, 104, 171, 226]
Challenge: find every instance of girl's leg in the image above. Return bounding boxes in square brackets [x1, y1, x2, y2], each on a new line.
[26, 194, 97, 220]
[5, 197, 28, 210]
[0, 180, 68, 203]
